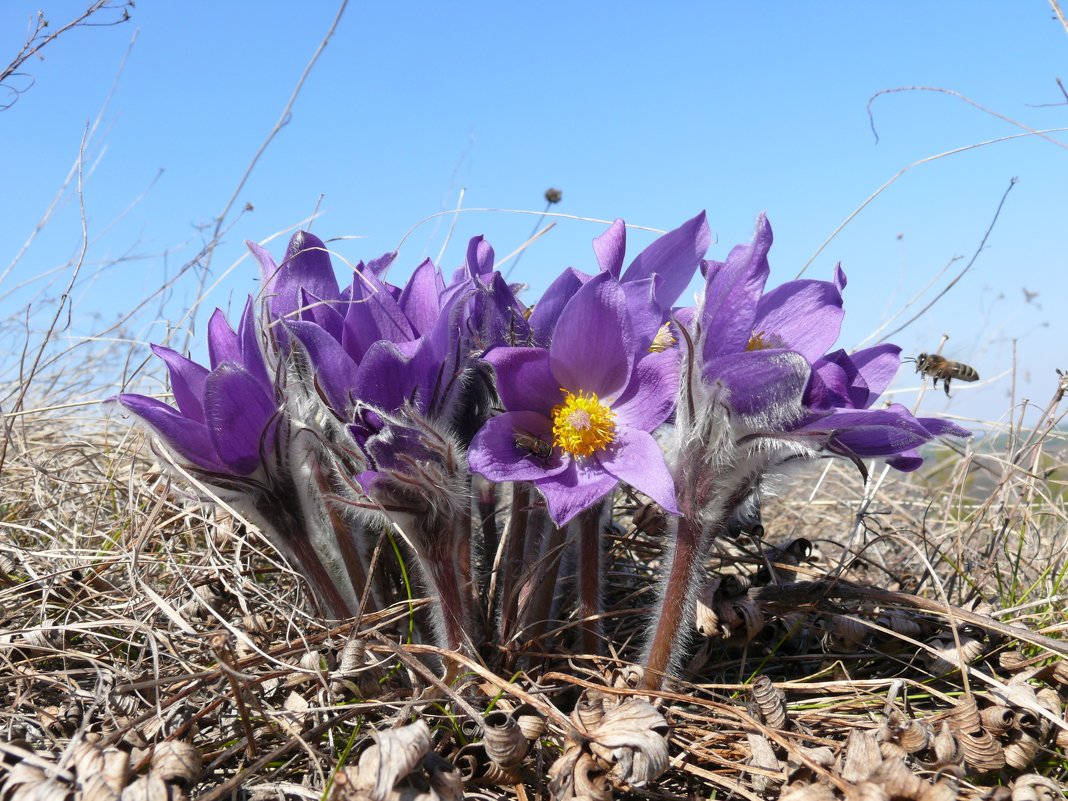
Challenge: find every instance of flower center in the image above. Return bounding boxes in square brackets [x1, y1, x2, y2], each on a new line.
[746, 330, 788, 351]
[551, 389, 616, 458]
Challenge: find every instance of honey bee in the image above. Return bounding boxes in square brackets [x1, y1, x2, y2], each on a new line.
[911, 353, 979, 397]
[513, 429, 553, 459]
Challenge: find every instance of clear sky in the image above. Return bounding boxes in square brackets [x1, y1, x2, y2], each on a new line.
[2, 2, 1066, 429]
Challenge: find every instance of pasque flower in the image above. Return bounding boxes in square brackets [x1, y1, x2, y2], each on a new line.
[639, 213, 970, 690]
[469, 272, 679, 526]
[114, 292, 368, 621]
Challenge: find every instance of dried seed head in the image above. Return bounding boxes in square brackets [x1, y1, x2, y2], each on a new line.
[544, 188, 563, 204]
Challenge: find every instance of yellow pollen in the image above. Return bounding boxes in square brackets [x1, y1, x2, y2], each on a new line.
[649, 322, 675, 353]
[551, 389, 616, 458]
[746, 330, 787, 351]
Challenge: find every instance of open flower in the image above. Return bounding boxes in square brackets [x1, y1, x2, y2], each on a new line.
[469, 273, 678, 525]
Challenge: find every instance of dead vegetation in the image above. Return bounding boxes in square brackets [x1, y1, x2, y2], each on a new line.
[1, 376, 1067, 801]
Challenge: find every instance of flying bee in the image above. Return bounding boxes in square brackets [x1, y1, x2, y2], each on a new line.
[909, 353, 979, 397]
[513, 429, 553, 459]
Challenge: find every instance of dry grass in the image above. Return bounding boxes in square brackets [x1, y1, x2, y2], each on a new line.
[2, 358, 1067, 800]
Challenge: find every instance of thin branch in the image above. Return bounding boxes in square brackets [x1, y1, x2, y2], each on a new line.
[875, 177, 1017, 344]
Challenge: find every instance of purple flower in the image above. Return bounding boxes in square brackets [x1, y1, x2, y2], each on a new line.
[115, 297, 276, 475]
[469, 273, 679, 526]
[696, 213, 969, 467]
[529, 212, 711, 349]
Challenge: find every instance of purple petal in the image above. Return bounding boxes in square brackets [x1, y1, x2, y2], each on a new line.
[754, 277, 844, 363]
[286, 320, 359, 412]
[593, 219, 626, 278]
[550, 273, 633, 399]
[343, 270, 416, 362]
[468, 411, 568, 482]
[596, 427, 678, 514]
[399, 258, 444, 337]
[352, 339, 425, 412]
[704, 349, 809, 421]
[849, 344, 901, 401]
[116, 394, 224, 471]
[620, 277, 664, 353]
[535, 460, 619, 526]
[299, 287, 344, 342]
[465, 235, 495, 281]
[366, 250, 398, 278]
[484, 347, 561, 413]
[151, 345, 208, 423]
[611, 349, 679, 431]
[527, 267, 590, 347]
[622, 211, 710, 312]
[203, 364, 278, 474]
[796, 405, 936, 456]
[805, 357, 851, 410]
[207, 308, 241, 369]
[887, 450, 923, 471]
[280, 231, 341, 312]
[917, 416, 971, 439]
[701, 213, 773, 361]
[236, 296, 271, 392]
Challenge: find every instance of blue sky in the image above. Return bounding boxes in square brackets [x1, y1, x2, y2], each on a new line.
[2, 2, 1066, 428]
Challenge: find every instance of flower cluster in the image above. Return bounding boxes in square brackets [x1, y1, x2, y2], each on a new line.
[115, 212, 968, 678]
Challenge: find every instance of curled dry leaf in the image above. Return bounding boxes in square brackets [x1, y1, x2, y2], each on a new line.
[455, 744, 521, 788]
[332, 720, 445, 801]
[957, 728, 1005, 772]
[749, 675, 788, 730]
[920, 722, 962, 771]
[585, 698, 670, 787]
[550, 696, 669, 799]
[481, 711, 529, 770]
[571, 689, 606, 730]
[786, 745, 835, 784]
[1002, 732, 1040, 771]
[878, 709, 931, 754]
[947, 698, 982, 735]
[120, 772, 180, 801]
[781, 782, 838, 801]
[510, 703, 547, 741]
[150, 741, 202, 787]
[925, 636, 984, 675]
[875, 608, 922, 639]
[745, 732, 782, 794]
[1010, 773, 1063, 801]
[547, 749, 612, 801]
[840, 728, 883, 784]
[979, 705, 1016, 736]
[825, 613, 866, 652]
[721, 595, 765, 643]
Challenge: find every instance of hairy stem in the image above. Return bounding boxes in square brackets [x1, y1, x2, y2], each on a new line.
[576, 502, 605, 656]
[639, 514, 707, 691]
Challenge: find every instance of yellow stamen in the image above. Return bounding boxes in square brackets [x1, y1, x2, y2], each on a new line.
[746, 330, 787, 351]
[649, 322, 675, 353]
[551, 389, 616, 458]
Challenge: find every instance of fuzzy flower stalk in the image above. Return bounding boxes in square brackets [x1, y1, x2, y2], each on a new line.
[639, 214, 970, 690]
